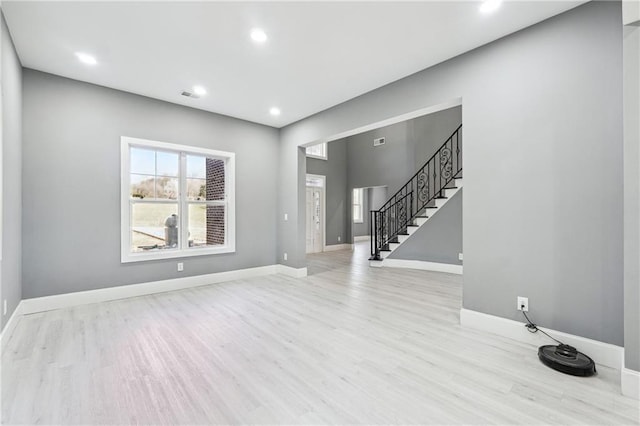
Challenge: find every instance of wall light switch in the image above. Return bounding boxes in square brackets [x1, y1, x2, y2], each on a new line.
[284, 213, 288, 221]
[284, 253, 288, 261]
[338, 236, 341, 242]
[177, 262, 184, 272]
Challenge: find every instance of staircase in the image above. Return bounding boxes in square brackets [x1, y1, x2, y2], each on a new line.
[369, 124, 462, 264]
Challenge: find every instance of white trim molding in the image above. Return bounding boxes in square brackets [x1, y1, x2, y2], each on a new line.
[2, 265, 309, 353]
[460, 308, 624, 370]
[377, 259, 463, 275]
[0, 301, 24, 351]
[323, 243, 353, 252]
[354, 235, 371, 242]
[276, 265, 308, 278]
[622, 367, 640, 400]
[18, 265, 294, 316]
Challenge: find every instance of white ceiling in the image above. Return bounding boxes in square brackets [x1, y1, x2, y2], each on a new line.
[2, 1, 585, 128]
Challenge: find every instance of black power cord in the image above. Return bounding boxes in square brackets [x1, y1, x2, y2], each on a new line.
[522, 310, 564, 345]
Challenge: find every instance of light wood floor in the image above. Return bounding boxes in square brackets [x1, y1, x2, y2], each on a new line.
[2, 243, 639, 425]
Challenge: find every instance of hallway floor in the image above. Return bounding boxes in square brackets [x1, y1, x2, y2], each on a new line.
[2, 243, 638, 424]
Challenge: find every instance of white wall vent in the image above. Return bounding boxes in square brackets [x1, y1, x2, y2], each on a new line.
[373, 137, 386, 147]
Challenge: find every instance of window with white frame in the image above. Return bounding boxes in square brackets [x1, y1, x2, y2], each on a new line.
[306, 143, 327, 160]
[121, 136, 235, 262]
[353, 188, 364, 223]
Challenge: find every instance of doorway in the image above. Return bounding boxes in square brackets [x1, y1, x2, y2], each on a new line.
[306, 174, 325, 254]
[352, 186, 388, 243]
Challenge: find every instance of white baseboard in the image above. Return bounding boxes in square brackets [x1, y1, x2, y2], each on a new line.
[380, 259, 463, 275]
[2, 264, 310, 353]
[276, 265, 308, 278]
[323, 243, 353, 252]
[460, 308, 623, 370]
[19, 264, 292, 316]
[0, 301, 24, 351]
[622, 367, 640, 399]
[354, 236, 370, 242]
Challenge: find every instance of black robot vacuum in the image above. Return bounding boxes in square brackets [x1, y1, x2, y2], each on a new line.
[538, 344, 596, 377]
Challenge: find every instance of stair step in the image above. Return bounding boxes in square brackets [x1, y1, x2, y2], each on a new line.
[415, 217, 429, 226]
[435, 198, 448, 208]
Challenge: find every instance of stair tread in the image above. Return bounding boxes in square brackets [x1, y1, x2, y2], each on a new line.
[415, 215, 428, 218]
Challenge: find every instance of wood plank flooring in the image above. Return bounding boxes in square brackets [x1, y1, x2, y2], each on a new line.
[2, 243, 638, 425]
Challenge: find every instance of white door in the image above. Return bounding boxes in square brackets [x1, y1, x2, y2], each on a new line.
[306, 187, 323, 253]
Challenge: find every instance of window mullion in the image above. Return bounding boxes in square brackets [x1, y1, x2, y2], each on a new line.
[180, 152, 188, 251]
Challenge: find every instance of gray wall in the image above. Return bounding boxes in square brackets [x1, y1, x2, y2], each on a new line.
[412, 108, 462, 172]
[369, 186, 387, 211]
[22, 70, 279, 298]
[346, 106, 461, 195]
[345, 118, 412, 194]
[306, 141, 348, 246]
[1, 12, 22, 330]
[623, 17, 640, 369]
[279, 2, 624, 346]
[389, 189, 462, 265]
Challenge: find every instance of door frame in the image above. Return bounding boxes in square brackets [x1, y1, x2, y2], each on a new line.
[306, 173, 326, 253]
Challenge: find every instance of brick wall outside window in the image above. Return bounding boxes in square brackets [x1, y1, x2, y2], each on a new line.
[206, 159, 225, 245]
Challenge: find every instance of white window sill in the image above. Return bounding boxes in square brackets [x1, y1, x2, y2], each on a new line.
[121, 245, 235, 263]
[306, 154, 327, 161]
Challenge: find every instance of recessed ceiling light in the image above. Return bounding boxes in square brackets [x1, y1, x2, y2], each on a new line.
[251, 28, 268, 43]
[75, 52, 97, 65]
[479, 0, 502, 14]
[192, 85, 207, 96]
[269, 107, 281, 116]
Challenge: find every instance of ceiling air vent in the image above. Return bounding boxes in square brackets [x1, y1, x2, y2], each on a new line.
[181, 90, 200, 99]
[373, 137, 386, 147]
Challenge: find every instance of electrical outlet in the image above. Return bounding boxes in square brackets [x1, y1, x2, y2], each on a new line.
[338, 236, 341, 242]
[517, 296, 529, 312]
[284, 253, 288, 261]
[284, 213, 288, 221]
[458, 253, 464, 261]
[177, 262, 184, 272]
[3, 300, 6, 316]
